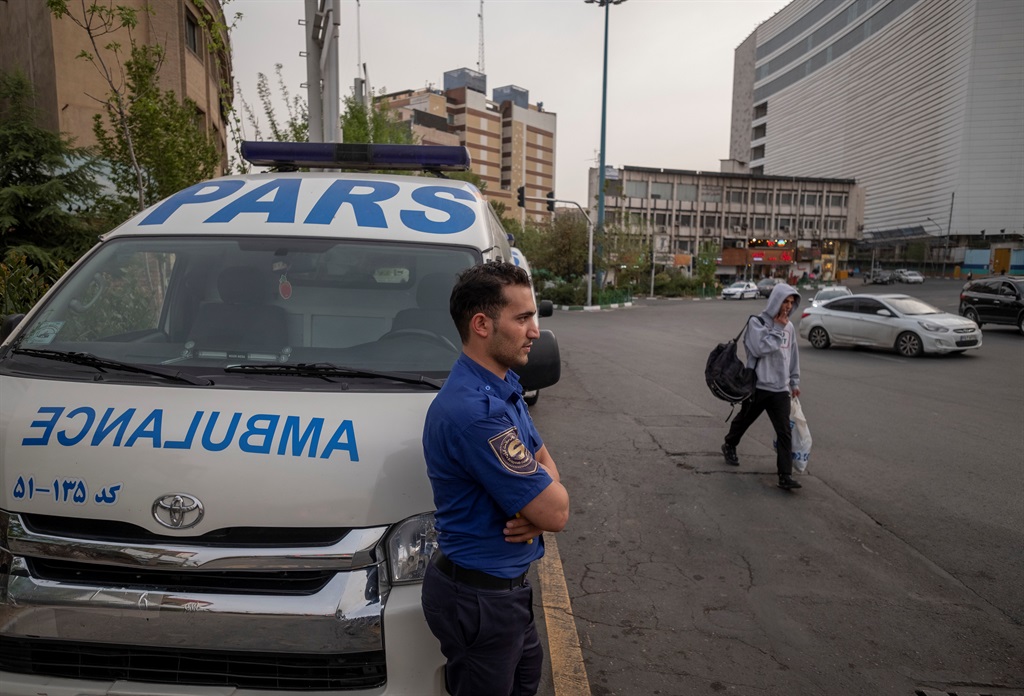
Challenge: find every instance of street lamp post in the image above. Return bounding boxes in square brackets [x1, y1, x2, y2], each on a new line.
[586, 0, 626, 299]
[926, 217, 946, 277]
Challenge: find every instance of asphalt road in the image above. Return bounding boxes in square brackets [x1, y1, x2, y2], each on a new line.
[530, 278, 1023, 696]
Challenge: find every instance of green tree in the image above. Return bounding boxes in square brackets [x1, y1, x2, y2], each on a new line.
[241, 63, 309, 145]
[47, 1, 222, 217]
[0, 70, 102, 265]
[696, 239, 720, 288]
[342, 95, 414, 145]
[93, 44, 220, 216]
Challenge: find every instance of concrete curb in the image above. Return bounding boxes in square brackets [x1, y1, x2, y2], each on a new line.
[552, 302, 634, 311]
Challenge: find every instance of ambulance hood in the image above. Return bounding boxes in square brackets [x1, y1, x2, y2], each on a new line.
[1, 377, 436, 534]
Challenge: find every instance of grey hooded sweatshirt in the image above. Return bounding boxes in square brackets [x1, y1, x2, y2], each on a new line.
[743, 282, 801, 393]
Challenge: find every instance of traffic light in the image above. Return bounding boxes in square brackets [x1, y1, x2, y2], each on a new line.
[516, 186, 525, 208]
[546, 191, 555, 212]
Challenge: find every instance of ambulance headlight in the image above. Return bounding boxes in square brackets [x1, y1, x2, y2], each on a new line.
[386, 513, 438, 585]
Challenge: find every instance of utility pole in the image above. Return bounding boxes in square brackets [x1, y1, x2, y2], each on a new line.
[303, 0, 340, 143]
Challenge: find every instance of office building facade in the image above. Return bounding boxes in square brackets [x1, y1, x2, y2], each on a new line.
[1, 0, 232, 162]
[588, 165, 863, 281]
[730, 0, 1023, 255]
[381, 68, 556, 221]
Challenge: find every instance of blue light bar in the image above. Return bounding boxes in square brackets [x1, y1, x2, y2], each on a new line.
[240, 142, 472, 171]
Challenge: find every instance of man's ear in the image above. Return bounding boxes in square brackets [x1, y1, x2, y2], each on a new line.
[469, 312, 491, 339]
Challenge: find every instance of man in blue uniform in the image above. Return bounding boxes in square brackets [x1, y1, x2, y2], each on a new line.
[421, 261, 569, 696]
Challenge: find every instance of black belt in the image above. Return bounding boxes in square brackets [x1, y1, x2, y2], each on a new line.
[432, 552, 528, 591]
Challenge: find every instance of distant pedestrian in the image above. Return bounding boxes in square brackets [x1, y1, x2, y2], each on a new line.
[721, 283, 803, 490]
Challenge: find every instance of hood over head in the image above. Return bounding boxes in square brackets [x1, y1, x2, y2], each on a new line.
[765, 282, 801, 316]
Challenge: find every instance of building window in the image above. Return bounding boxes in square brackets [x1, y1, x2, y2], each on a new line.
[700, 214, 721, 229]
[654, 212, 668, 226]
[727, 190, 747, 204]
[677, 213, 694, 227]
[651, 182, 672, 200]
[828, 194, 846, 208]
[776, 192, 793, 206]
[702, 186, 722, 204]
[625, 180, 648, 198]
[185, 11, 200, 56]
[777, 217, 794, 232]
[753, 102, 767, 120]
[753, 217, 767, 231]
[801, 193, 819, 207]
[676, 184, 697, 202]
[753, 191, 770, 205]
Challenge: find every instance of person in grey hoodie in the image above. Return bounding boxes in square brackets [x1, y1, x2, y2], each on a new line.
[721, 282, 803, 490]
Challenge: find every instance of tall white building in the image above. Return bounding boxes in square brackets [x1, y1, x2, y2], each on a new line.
[731, 0, 1023, 244]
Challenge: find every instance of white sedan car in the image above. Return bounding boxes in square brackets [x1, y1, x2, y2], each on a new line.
[721, 281, 759, 300]
[903, 270, 925, 284]
[798, 293, 982, 357]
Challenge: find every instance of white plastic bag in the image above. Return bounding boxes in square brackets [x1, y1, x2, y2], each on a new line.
[790, 396, 812, 473]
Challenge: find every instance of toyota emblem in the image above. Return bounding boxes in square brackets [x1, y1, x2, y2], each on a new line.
[152, 493, 205, 529]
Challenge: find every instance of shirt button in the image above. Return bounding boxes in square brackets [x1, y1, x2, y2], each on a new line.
[485, 386, 491, 391]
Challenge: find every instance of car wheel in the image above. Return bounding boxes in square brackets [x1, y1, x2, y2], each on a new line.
[963, 306, 981, 327]
[808, 326, 831, 349]
[1018, 313, 1024, 336]
[895, 331, 923, 357]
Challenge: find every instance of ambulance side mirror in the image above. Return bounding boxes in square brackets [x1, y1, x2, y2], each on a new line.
[518, 329, 560, 392]
[538, 300, 553, 318]
[1, 314, 25, 342]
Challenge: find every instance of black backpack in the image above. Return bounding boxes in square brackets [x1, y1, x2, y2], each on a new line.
[705, 316, 764, 418]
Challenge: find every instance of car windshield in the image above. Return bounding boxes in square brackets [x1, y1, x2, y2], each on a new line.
[2, 236, 478, 386]
[728, 282, 747, 289]
[886, 297, 941, 315]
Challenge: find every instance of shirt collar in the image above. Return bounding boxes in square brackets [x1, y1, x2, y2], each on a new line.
[455, 352, 522, 400]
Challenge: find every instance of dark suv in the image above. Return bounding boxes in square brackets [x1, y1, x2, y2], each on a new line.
[959, 276, 1024, 335]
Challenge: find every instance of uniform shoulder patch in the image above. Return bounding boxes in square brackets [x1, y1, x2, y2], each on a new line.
[487, 426, 538, 475]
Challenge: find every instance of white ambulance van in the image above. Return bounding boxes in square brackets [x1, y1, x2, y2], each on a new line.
[0, 142, 560, 695]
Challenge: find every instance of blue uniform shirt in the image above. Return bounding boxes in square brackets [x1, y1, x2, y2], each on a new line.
[423, 353, 552, 578]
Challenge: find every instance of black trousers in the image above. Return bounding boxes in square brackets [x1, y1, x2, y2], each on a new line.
[421, 561, 542, 696]
[725, 388, 793, 477]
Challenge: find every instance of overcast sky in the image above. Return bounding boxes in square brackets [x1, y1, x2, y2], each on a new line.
[230, 0, 789, 205]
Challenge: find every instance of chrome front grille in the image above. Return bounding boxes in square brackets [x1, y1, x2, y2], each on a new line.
[1, 509, 392, 690]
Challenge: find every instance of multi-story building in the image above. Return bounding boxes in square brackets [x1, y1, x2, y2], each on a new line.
[588, 164, 863, 281]
[0, 0, 232, 163]
[730, 0, 1023, 261]
[380, 68, 556, 221]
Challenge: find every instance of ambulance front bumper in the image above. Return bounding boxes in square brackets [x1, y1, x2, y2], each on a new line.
[0, 510, 445, 694]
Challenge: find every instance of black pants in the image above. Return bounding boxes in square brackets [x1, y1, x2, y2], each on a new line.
[421, 561, 542, 696]
[725, 388, 792, 477]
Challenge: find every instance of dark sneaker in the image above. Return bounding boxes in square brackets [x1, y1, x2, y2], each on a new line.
[721, 443, 740, 466]
[778, 475, 802, 490]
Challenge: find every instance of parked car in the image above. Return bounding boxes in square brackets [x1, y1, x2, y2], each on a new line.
[799, 293, 983, 357]
[811, 285, 853, 307]
[959, 276, 1024, 335]
[902, 270, 925, 284]
[721, 281, 759, 300]
[864, 270, 896, 285]
[757, 277, 783, 297]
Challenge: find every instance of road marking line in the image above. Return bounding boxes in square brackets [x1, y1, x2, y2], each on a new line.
[538, 534, 590, 695]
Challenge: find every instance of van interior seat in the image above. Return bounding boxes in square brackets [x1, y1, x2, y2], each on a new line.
[390, 272, 460, 346]
[188, 266, 290, 353]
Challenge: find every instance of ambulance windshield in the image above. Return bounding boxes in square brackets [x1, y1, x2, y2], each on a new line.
[3, 236, 477, 386]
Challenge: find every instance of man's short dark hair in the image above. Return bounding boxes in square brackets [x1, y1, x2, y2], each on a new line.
[450, 261, 532, 343]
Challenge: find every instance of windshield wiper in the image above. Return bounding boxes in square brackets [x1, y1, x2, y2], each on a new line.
[223, 362, 443, 389]
[12, 348, 212, 385]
